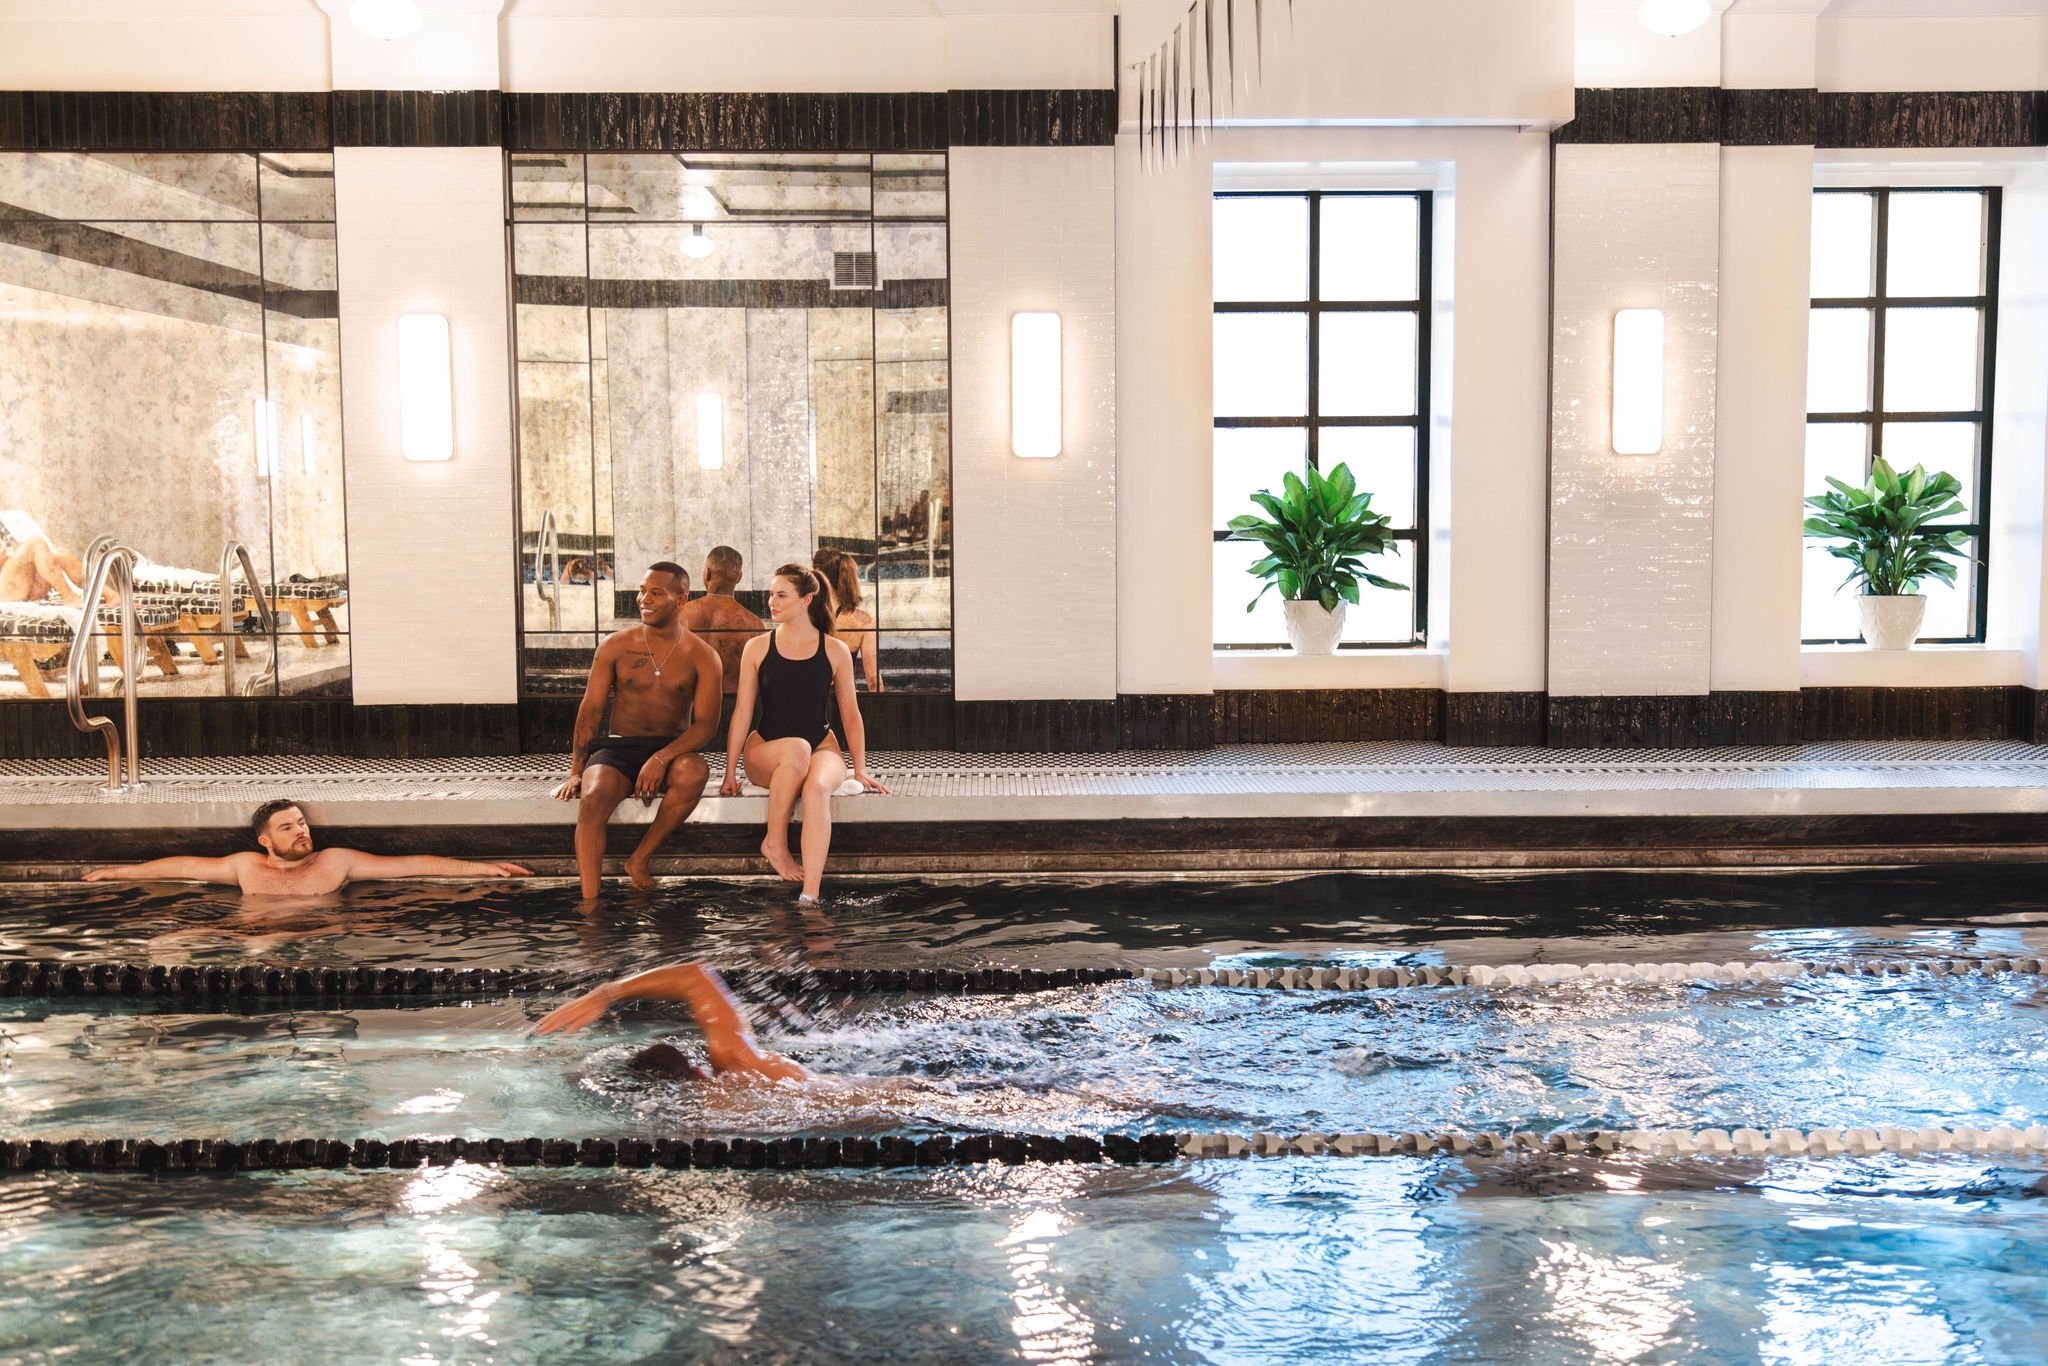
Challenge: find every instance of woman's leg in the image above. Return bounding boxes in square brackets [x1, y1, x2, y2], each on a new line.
[743, 732, 813, 882]
[797, 739, 848, 902]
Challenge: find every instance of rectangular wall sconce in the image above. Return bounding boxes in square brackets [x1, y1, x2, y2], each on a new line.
[397, 312, 453, 461]
[697, 392, 724, 470]
[252, 398, 277, 478]
[1611, 308, 1664, 456]
[1011, 311, 1062, 458]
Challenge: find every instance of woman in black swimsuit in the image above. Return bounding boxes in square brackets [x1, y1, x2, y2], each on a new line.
[720, 564, 889, 903]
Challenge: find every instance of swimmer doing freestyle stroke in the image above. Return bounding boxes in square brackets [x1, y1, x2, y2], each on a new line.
[535, 962, 814, 1084]
[84, 800, 530, 895]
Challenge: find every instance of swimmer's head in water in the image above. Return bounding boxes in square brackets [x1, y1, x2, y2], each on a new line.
[629, 1042, 709, 1082]
[251, 799, 315, 862]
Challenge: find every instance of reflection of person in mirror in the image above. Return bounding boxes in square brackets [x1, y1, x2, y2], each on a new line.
[83, 800, 531, 894]
[553, 562, 723, 898]
[811, 547, 881, 692]
[680, 545, 764, 695]
[0, 530, 88, 605]
[722, 564, 889, 905]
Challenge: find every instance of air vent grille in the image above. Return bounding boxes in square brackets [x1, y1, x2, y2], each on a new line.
[832, 251, 878, 290]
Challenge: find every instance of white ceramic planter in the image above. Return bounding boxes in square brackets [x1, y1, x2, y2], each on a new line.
[1283, 599, 1346, 655]
[1858, 594, 1927, 650]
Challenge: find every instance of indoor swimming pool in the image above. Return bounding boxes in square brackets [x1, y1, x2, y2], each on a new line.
[3, 867, 2047, 1363]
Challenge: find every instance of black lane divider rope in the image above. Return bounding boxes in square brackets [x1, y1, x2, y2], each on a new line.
[0, 960, 1136, 1004]
[5, 1133, 1185, 1174]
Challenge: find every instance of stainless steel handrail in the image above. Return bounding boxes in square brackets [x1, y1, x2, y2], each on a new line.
[75, 535, 120, 697]
[219, 541, 279, 697]
[534, 509, 561, 631]
[64, 542, 142, 792]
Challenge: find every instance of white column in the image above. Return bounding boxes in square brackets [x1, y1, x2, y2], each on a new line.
[1710, 146, 1812, 693]
[949, 145, 1118, 702]
[333, 147, 518, 705]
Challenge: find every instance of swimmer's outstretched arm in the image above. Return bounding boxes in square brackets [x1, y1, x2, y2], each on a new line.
[83, 854, 251, 884]
[533, 963, 811, 1081]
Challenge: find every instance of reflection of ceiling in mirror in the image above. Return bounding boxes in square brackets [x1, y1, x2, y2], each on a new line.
[512, 151, 946, 222]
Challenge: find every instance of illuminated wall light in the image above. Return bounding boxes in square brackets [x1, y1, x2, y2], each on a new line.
[253, 398, 278, 478]
[348, 0, 423, 41]
[1611, 308, 1665, 456]
[681, 224, 716, 259]
[697, 392, 724, 470]
[397, 313, 454, 462]
[1010, 311, 1061, 458]
[1637, 0, 1710, 37]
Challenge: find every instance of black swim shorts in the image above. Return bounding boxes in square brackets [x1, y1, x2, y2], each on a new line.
[585, 735, 673, 780]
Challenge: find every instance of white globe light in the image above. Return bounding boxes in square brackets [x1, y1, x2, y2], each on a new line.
[348, 0, 424, 41]
[680, 224, 715, 259]
[1637, 0, 1710, 37]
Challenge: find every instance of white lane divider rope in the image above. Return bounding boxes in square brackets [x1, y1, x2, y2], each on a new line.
[1143, 956, 2046, 991]
[1179, 1124, 2048, 1160]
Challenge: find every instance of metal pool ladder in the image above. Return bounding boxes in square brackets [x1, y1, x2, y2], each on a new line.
[64, 541, 144, 792]
[534, 508, 562, 630]
[218, 540, 278, 696]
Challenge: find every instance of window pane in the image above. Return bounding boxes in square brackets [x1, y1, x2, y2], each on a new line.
[1320, 196, 1419, 302]
[1806, 308, 1871, 413]
[1214, 196, 1308, 302]
[1339, 541, 1417, 644]
[1319, 312, 1418, 416]
[1805, 421, 1868, 498]
[1886, 192, 1985, 297]
[1801, 541, 1863, 642]
[1880, 421, 1979, 518]
[1917, 538, 1977, 639]
[1811, 192, 1875, 299]
[1214, 312, 1307, 417]
[1214, 426, 1307, 529]
[1882, 307, 1980, 413]
[1213, 538, 1288, 646]
[1318, 426, 1417, 529]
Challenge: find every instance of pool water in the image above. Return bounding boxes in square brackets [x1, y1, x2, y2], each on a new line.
[3, 867, 2047, 1363]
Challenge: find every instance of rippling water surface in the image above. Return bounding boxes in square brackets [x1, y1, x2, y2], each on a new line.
[2, 867, 2046, 1363]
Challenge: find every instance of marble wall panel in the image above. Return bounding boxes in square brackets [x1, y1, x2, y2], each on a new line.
[0, 151, 256, 221]
[750, 308, 829, 574]
[598, 306, 678, 586]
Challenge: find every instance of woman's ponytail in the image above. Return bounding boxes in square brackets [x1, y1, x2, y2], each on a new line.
[775, 563, 836, 636]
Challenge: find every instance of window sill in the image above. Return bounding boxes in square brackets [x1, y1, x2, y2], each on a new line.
[1799, 644, 2025, 688]
[1213, 649, 1446, 690]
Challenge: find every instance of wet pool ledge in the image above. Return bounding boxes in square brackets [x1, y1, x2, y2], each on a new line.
[2, 741, 2046, 874]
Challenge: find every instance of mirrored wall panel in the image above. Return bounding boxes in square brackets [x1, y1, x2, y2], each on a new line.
[0, 152, 348, 701]
[511, 152, 951, 694]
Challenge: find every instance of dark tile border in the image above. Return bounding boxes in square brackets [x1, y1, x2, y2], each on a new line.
[331, 89, 502, 147]
[0, 91, 331, 152]
[1555, 87, 2048, 149]
[0, 89, 1114, 153]
[3, 687, 2041, 760]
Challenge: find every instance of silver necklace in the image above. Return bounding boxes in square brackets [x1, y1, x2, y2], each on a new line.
[644, 626, 682, 678]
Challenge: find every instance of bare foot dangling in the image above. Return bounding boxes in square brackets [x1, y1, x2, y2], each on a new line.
[624, 853, 656, 891]
[760, 838, 802, 882]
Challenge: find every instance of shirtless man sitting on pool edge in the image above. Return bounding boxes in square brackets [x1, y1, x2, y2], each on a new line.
[84, 799, 531, 895]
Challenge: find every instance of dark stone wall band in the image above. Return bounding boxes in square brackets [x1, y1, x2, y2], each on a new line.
[0, 89, 1116, 151]
[1, 688, 2039, 758]
[1556, 87, 2048, 148]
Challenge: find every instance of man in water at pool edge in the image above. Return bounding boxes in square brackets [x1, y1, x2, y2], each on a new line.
[535, 961, 812, 1082]
[83, 799, 532, 895]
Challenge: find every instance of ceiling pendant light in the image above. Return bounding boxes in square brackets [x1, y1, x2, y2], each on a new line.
[680, 223, 716, 259]
[348, 0, 424, 41]
[1637, 0, 1710, 37]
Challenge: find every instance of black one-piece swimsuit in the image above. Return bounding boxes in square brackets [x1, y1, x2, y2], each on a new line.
[753, 630, 834, 747]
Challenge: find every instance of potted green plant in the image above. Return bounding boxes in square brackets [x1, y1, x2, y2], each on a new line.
[1225, 461, 1407, 655]
[1802, 457, 1972, 650]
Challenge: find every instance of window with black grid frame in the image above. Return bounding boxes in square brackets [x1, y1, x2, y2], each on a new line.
[1211, 190, 1431, 649]
[1803, 186, 2001, 643]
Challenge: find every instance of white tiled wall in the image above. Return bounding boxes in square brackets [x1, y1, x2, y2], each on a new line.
[1548, 143, 1721, 698]
[333, 148, 519, 705]
[949, 146, 1118, 701]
